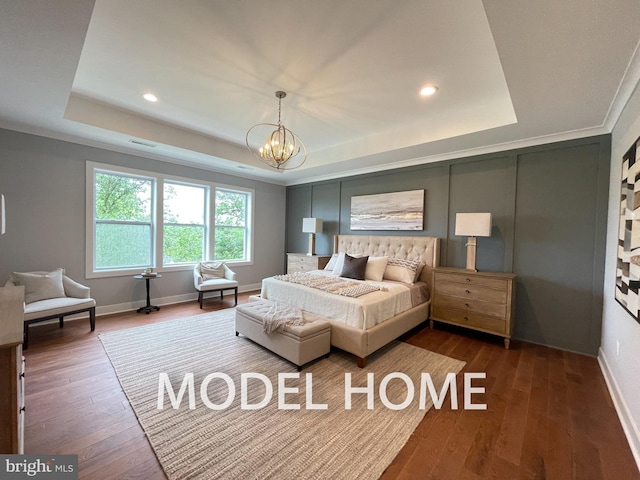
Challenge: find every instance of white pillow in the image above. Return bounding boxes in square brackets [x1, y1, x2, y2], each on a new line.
[383, 258, 424, 284]
[324, 253, 339, 271]
[331, 253, 347, 275]
[200, 262, 225, 280]
[365, 256, 389, 282]
[10, 268, 66, 304]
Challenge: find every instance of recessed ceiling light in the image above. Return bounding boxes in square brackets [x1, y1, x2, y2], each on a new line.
[420, 85, 438, 97]
[143, 93, 158, 102]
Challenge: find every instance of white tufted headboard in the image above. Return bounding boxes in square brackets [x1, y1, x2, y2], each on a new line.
[333, 235, 440, 289]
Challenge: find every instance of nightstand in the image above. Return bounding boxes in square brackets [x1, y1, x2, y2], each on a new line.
[430, 267, 516, 348]
[287, 253, 332, 273]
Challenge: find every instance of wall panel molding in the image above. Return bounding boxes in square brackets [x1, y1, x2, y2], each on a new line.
[286, 134, 611, 355]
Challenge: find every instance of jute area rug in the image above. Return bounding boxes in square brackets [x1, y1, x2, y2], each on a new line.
[99, 309, 465, 480]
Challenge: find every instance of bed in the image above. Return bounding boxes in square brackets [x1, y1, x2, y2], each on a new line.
[261, 235, 440, 367]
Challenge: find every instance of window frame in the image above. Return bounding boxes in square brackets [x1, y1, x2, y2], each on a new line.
[94, 169, 156, 271]
[86, 162, 254, 279]
[213, 187, 252, 263]
[162, 179, 209, 267]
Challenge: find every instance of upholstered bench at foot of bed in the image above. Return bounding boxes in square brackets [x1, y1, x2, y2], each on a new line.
[235, 300, 331, 371]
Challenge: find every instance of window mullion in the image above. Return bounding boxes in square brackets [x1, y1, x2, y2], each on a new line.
[156, 177, 163, 269]
[208, 188, 217, 260]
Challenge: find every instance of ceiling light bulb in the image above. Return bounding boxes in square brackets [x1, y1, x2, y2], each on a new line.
[420, 85, 438, 96]
[143, 93, 158, 102]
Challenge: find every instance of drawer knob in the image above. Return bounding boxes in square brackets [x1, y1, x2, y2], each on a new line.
[465, 289, 471, 294]
[465, 303, 470, 308]
[463, 316, 469, 321]
[466, 278, 471, 282]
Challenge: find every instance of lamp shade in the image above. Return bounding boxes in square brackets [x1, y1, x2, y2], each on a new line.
[302, 218, 323, 233]
[455, 213, 492, 237]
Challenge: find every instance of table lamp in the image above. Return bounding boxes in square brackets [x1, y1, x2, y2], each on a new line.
[302, 218, 323, 256]
[455, 213, 492, 271]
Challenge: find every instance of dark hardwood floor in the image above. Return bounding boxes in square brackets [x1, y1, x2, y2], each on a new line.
[23, 292, 638, 479]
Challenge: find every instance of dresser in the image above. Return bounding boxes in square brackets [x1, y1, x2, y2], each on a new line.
[430, 267, 516, 348]
[287, 253, 332, 273]
[0, 286, 26, 454]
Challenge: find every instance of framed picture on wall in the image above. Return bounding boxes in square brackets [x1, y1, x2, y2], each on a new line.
[615, 135, 640, 322]
[350, 189, 424, 231]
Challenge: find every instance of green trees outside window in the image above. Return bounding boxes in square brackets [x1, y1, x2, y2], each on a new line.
[95, 172, 152, 269]
[163, 182, 206, 265]
[92, 168, 251, 272]
[215, 189, 248, 261]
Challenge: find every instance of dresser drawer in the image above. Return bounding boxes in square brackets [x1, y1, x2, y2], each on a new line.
[434, 271, 509, 291]
[433, 294, 507, 319]
[288, 260, 312, 272]
[287, 254, 331, 273]
[431, 306, 506, 335]
[431, 268, 516, 349]
[434, 282, 507, 304]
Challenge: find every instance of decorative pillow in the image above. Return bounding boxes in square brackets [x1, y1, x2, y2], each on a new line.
[413, 261, 426, 282]
[200, 262, 225, 280]
[340, 254, 369, 280]
[383, 258, 424, 284]
[364, 256, 389, 282]
[324, 253, 339, 271]
[331, 253, 347, 275]
[10, 268, 66, 304]
[332, 252, 364, 275]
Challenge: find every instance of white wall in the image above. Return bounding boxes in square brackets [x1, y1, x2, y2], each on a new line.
[601, 79, 640, 467]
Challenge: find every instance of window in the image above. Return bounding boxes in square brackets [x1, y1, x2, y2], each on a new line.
[94, 170, 154, 271]
[163, 182, 207, 265]
[87, 163, 253, 277]
[214, 189, 250, 261]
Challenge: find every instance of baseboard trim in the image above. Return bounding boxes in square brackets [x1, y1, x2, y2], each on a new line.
[46, 283, 263, 322]
[598, 347, 640, 472]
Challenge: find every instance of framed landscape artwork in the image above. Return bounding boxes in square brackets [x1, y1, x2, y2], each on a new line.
[616, 135, 640, 323]
[350, 190, 424, 231]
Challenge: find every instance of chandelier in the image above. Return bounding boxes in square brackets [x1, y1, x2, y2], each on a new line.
[246, 91, 306, 170]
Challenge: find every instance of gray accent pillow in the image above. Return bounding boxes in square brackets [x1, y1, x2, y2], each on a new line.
[11, 268, 66, 304]
[340, 254, 369, 280]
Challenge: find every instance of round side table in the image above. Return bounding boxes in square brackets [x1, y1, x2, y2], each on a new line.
[134, 274, 162, 314]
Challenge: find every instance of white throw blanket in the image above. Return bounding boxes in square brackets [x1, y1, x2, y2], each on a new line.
[263, 301, 305, 334]
[272, 272, 384, 297]
[261, 271, 414, 330]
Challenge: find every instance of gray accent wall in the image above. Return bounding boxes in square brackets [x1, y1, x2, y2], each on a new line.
[0, 128, 286, 310]
[286, 135, 611, 355]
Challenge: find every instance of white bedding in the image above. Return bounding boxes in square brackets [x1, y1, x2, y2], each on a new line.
[260, 270, 426, 330]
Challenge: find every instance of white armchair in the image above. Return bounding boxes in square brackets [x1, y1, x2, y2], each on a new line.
[4, 268, 96, 349]
[193, 262, 238, 309]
